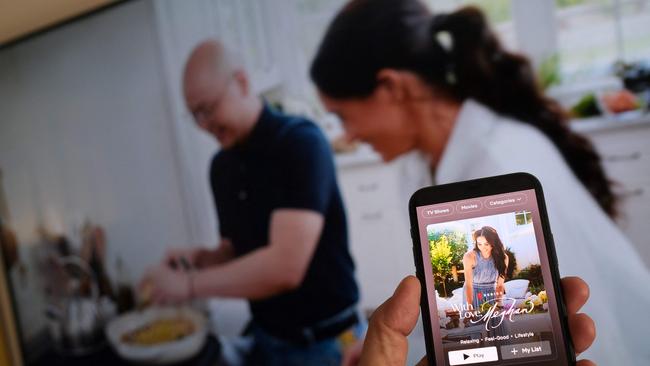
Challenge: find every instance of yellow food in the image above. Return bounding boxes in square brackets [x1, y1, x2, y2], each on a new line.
[538, 290, 548, 303]
[121, 317, 195, 346]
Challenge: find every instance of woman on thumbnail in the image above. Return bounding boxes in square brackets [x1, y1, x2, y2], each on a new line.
[463, 226, 509, 312]
[311, 0, 650, 363]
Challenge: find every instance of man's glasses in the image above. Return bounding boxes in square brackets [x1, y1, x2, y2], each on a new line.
[191, 75, 234, 125]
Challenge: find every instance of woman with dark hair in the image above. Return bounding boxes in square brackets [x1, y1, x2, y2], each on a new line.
[311, 0, 649, 364]
[463, 226, 509, 313]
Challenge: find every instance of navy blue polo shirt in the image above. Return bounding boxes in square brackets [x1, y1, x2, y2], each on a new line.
[209, 103, 359, 332]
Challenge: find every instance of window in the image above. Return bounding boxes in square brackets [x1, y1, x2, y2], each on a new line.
[515, 211, 533, 226]
[210, 0, 279, 92]
[556, 0, 650, 83]
[286, 0, 349, 98]
[425, 0, 650, 87]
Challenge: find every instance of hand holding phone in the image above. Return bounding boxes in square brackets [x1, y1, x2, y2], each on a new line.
[353, 275, 595, 366]
[406, 173, 589, 366]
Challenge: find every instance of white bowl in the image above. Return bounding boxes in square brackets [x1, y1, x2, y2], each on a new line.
[105, 307, 207, 364]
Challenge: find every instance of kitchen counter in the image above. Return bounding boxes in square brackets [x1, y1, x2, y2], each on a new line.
[570, 111, 650, 133]
[333, 112, 650, 169]
[334, 144, 382, 170]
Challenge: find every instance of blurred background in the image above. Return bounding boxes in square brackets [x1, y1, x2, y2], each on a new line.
[0, 0, 648, 365]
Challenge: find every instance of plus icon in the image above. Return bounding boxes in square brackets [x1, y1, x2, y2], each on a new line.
[510, 348, 519, 356]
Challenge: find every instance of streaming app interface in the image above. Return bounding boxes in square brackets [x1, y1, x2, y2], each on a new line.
[415, 189, 568, 366]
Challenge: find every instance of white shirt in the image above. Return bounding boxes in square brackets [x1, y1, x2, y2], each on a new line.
[435, 99, 650, 365]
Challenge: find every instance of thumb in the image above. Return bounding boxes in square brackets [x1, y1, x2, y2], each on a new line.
[359, 276, 422, 366]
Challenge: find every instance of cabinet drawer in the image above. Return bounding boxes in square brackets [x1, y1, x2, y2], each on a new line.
[615, 182, 650, 267]
[588, 125, 650, 155]
[587, 126, 650, 185]
[601, 150, 650, 185]
[338, 163, 400, 211]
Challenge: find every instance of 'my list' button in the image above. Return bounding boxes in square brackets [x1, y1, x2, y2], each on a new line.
[500, 341, 552, 360]
[448, 347, 498, 365]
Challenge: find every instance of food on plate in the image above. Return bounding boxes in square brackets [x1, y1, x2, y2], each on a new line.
[601, 89, 640, 114]
[570, 93, 600, 118]
[538, 290, 548, 303]
[121, 317, 195, 346]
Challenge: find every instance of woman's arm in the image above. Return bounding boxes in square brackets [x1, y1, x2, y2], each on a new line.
[462, 251, 475, 307]
[496, 254, 509, 301]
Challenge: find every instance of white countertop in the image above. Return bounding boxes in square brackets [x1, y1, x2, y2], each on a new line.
[332, 111, 650, 169]
[570, 111, 650, 134]
[334, 145, 382, 169]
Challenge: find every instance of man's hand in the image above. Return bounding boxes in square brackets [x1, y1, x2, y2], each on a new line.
[163, 247, 215, 269]
[139, 264, 191, 305]
[351, 276, 596, 366]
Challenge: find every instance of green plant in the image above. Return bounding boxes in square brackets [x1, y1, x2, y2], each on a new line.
[571, 93, 600, 118]
[430, 235, 453, 297]
[537, 53, 562, 90]
[428, 230, 468, 270]
[529, 283, 545, 295]
[515, 264, 544, 288]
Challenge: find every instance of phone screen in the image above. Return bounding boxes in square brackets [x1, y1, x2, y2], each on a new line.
[413, 188, 569, 366]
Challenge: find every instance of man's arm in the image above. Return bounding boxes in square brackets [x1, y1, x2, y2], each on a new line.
[192, 209, 324, 300]
[163, 238, 235, 269]
[206, 238, 235, 266]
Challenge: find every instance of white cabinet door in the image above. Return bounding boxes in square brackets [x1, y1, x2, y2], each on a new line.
[337, 154, 431, 311]
[616, 181, 650, 261]
[582, 123, 650, 265]
[588, 125, 650, 186]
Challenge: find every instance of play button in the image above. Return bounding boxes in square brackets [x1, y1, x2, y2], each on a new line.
[448, 347, 498, 365]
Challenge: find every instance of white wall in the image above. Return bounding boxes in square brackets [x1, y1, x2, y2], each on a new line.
[0, 0, 197, 325]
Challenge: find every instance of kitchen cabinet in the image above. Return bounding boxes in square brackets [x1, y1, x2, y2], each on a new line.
[335, 151, 430, 364]
[336, 152, 431, 311]
[572, 116, 650, 265]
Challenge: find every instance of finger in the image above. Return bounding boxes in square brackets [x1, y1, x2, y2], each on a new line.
[569, 313, 596, 354]
[163, 249, 179, 263]
[137, 278, 147, 293]
[341, 340, 363, 366]
[372, 276, 421, 335]
[150, 291, 161, 305]
[137, 270, 153, 293]
[152, 289, 166, 305]
[576, 359, 596, 366]
[359, 276, 421, 366]
[561, 277, 589, 314]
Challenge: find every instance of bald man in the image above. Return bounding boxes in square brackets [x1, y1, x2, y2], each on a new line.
[141, 40, 362, 365]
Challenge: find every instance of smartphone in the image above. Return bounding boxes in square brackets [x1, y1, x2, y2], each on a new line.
[409, 173, 575, 366]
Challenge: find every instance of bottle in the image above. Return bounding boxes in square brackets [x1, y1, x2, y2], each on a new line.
[114, 256, 135, 313]
[88, 244, 115, 301]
